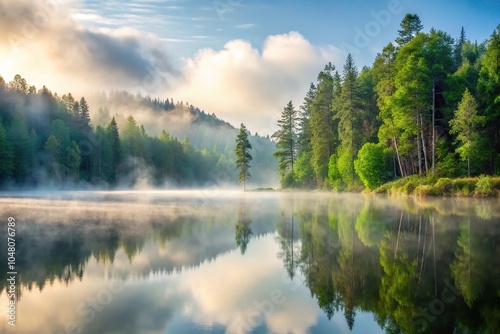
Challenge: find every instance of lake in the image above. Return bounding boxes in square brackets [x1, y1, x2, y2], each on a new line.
[0, 191, 499, 334]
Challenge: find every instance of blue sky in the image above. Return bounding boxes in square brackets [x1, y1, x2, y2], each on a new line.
[1, 0, 498, 133]
[77, 0, 500, 67]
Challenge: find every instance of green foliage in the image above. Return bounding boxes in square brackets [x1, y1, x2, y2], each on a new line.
[475, 175, 493, 196]
[337, 147, 354, 188]
[431, 178, 453, 196]
[395, 13, 423, 46]
[328, 153, 343, 190]
[0, 118, 13, 180]
[9, 114, 33, 182]
[279, 21, 500, 189]
[354, 143, 386, 190]
[0, 74, 273, 188]
[449, 89, 485, 176]
[310, 63, 336, 187]
[335, 54, 364, 189]
[294, 151, 315, 188]
[280, 170, 296, 189]
[235, 123, 252, 190]
[452, 178, 476, 196]
[121, 116, 145, 158]
[272, 101, 299, 179]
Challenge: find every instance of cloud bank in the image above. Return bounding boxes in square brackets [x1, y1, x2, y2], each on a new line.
[0, 0, 177, 95]
[0, 0, 345, 134]
[169, 32, 344, 133]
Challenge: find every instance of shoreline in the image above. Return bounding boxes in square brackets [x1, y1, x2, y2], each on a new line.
[372, 175, 500, 197]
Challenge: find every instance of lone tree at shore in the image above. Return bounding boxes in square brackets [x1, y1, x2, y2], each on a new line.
[235, 123, 252, 191]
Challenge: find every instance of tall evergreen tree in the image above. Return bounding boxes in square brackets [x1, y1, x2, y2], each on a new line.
[336, 54, 362, 187]
[310, 63, 335, 187]
[235, 123, 252, 191]
[9, 113, 33, 182]
[477, 24, 500, 174]
[295, 84, 317, 187]
[449, 89, 485, 177]
[395, 14, 423, 47]
[454, 27, 466, 68]
[0, 118, 13, 181]
[106, 117, 121, 184]
[122, 116, 145, 158]
[297, 83, 316, 155]
[78, 97, 92, 134]
[426, 29, 455, 176]
[272, 101, 299, 180]
[373, 43, 403, 176]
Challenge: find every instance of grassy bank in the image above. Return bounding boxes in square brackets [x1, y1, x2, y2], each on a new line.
[373, 175, 500, 197]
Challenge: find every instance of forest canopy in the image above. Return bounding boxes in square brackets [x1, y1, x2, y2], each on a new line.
[0, 75, 278, 188]
[272, 15, 500, 190]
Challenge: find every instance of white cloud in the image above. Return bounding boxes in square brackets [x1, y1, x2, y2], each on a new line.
[0, 0, 345, 135]
[0, 0, 178, 95]
[168, 32, 344, 134]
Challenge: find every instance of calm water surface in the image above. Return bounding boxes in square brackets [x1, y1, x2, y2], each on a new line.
[0, 191, 499, 334]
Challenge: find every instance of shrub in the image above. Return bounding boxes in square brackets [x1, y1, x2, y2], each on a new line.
[452, 178, 476, 194]
[432, 178, 453, 196]
[415, 185, 433, 196]
[280, 171, 296, 189]
[459, 186, 471, 196]
[475, 175, 493, 196]
[402, 178, 419, 194]
[354, 143, 386, 190]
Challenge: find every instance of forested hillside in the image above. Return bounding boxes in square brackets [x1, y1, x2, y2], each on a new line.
[0, 76, 278, 188]
[273, 15, 500, 191]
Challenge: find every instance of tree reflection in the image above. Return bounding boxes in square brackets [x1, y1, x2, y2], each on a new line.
[291, 195, 500, 333]
[235, 199, 253, 255]
[276, 198, 300, 280]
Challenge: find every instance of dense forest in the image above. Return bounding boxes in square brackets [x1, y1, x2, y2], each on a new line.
[273, 14, 500, 191]
[0, 75, 278, 188]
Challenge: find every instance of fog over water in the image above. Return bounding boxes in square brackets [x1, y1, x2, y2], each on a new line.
[0, 191, 499, 333]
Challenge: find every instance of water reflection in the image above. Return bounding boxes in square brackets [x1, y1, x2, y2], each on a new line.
[0, 192, 498, 333]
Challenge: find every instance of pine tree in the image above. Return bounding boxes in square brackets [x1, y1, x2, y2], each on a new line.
[79, 97, 92, 134]
[297, 83, 316, 155]
[336, 54, 362, 187]
[272, 101, 299, 181]
[395, 13, 423, 47]
[477, 24, 500, 174]
[310, 63, 335, 187]
[235, 123, 252, 191]
[106, 117, 121, 183]
[426, 29, 455, 177]
[0, 118, 13, 180]
[9, 113, 33, 182]
[449, 89, 485, 176]
[295, 83, 316, 187]
[454, 27, 466, 68]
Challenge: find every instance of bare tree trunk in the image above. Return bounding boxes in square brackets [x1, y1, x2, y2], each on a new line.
[432, 80, 436, 177]
[420, 114, 429, 175]
[417, 129, 422, 176]
[394, 136, 404, 177]
[395, 210, 403, 259]
[468, 156, 471, 177]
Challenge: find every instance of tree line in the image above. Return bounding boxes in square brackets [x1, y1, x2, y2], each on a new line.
[0, 75, 264, 188]
[273, 14, 500, 190]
